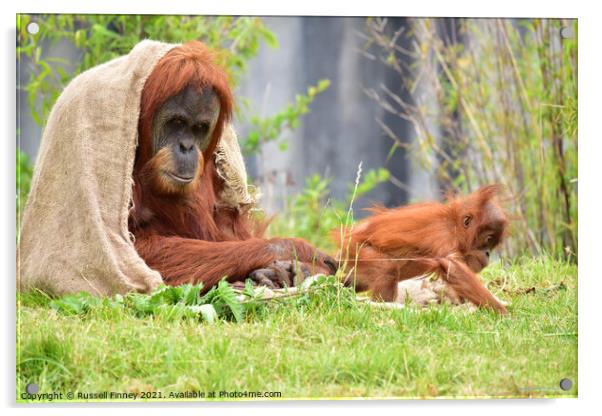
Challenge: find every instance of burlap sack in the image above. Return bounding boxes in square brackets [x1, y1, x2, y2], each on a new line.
[18, 40, 255, 296]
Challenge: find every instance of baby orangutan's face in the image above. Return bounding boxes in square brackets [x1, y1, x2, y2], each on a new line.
[460, 198, 508, 273]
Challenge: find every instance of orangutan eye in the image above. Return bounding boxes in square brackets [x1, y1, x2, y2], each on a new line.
[170, 117, 186, 129]
[193, 121, 210, 136]
[485, 235, 498, 248]
[463, 215, 472, 227]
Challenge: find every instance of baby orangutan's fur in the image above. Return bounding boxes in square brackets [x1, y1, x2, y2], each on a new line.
[337, 185, 509, 314]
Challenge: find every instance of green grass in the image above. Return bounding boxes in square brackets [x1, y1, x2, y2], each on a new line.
[16, 256, 577, 401]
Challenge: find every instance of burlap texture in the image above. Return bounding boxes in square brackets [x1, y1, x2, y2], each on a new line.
[18, 40, 255, 296]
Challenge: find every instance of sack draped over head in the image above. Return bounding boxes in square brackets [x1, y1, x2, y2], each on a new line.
[18, 40, 254, 296]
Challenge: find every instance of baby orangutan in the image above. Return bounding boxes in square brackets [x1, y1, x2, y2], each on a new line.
[336, 185, 509, 314]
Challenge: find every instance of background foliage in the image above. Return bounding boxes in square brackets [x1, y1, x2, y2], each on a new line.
[17, 15, 277, 124]
[17, 14, 390, 246]
[17, 16, 578, 257]
[16, 15, 341, 228]
[364, 18, 578, 260]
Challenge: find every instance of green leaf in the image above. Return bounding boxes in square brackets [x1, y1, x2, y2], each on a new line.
[191, 304, 218, 324]
[183, 284, 203, 305]
[278, 140, 289, 151]
[49, 292, 101, 315]
[199, 279, 244, 322]
[243, 79, 330, 155]
[129, 294, 153, 315]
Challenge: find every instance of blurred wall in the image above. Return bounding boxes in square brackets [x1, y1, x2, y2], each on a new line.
[236, 16, 419, 214]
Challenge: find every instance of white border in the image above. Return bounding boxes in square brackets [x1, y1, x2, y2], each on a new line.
[3, 1, 600, 415]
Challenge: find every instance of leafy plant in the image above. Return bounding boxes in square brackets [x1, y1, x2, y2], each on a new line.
[48, 283, 234, 324]
[45, 272, 358, 325]
[197, 280, 244, 322]
[267, 166, 390, 251]
[243, 79, 331, 155]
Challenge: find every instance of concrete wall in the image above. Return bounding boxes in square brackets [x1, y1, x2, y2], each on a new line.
[236, 17, 414, 214]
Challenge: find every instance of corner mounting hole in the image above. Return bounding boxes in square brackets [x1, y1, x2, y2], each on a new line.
[25, 383, 39, 394]
[26, 22, 40, 35]
[559, 378, 573, 391]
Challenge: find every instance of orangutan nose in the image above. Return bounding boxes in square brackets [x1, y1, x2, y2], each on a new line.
[178, 139, 194, 154]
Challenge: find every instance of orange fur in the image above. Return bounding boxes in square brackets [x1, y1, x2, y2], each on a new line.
[337, 185, 509, 313]
[129, 41, 333, 290]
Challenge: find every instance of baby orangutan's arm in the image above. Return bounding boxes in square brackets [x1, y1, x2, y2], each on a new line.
[434, 256, 508, 314]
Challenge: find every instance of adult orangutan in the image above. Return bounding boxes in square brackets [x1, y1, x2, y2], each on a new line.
[337, 185, 509, 314]
[129, 41, 336, 290]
